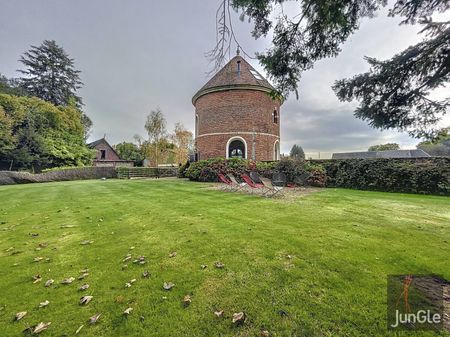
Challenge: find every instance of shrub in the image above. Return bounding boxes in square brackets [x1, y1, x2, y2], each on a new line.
[320, 158, 450, 195]
[305, 164, 327, 187]
[178, 161, 190, 178]
[186, 157, 248, 182]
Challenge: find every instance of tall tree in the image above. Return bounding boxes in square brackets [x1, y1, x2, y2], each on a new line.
[144, 107, 167, 166]
[290, 144, 305, 159]
[0, 93, 94, 171]
[18, 40, 92, 137]
[171, 122, 194, 164]
[114, 142, 145, 166]
[368, 143, 400, 151]
[18, 40, 83, 107]
[209, 0, 450, 138]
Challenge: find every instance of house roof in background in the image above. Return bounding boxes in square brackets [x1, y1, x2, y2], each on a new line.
[331, 149, 431, 159]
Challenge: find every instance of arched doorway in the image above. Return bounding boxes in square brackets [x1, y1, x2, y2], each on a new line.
[273, 140, 280, 160]
[226, 137, 247, 159]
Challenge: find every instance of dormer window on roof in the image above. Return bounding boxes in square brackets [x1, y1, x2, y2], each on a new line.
[249, 69, 264, 80]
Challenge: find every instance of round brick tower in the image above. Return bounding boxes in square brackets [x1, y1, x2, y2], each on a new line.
[192, 52, 283, 161]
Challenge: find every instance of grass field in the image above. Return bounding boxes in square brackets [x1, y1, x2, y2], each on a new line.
[0, 179, 449, 336]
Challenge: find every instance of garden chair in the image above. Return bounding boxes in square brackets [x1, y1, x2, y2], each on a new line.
[227, 173, 246, 191]
[249, 171, 262, 184]
[259, 177, 284, 198]
[272, 172, 287, 187]
[218, 173, 234, 191]
[241, 174, 263, 193]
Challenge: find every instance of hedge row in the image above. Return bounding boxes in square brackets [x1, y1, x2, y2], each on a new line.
[319, 158, 450, 195]
[182, 157, 450, 195]
[181, 158, 327, 187]
[0, 166, 117, 185]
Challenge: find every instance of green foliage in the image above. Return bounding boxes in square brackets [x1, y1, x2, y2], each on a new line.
[18, 40, 83, 107]
[227, 0, 449, 138]
[178, 160, 190, 178]
[114, 142, 144, 166]
[321, 158, 450, 195]
[0, 93, 94, 171]
[368, 143, 400, 151]
[0, 73, 28, 96]
[186, 157, 249, 182]
[289, 144, 305, 159]
[417, 127, 450, 156]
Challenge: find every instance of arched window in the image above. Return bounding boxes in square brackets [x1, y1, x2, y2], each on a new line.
[195, 114, 199, 137]
[226, 137, 247, 159]
[273, 140, 280, 160]
[272, 108, 278, 124]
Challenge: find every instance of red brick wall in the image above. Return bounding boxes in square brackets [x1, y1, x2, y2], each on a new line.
[194, 89, 281, 161]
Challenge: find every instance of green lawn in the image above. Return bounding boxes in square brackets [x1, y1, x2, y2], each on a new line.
[0, 179, 449, 337]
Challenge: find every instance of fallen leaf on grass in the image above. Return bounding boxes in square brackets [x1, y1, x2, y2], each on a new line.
[80, 269, 89, 273]
[125, 283, 132, 288]
[168, 252, 177, 258]
[142, 271, 150, 278]
[44, 279, 54, 287]
[79, 284, 89, 291]
[5, 247, 14, 252]
[61, 277, 75, 284]
[122, 264, 128, 270]
[163, 282, 174, 290]
[39, 300, 49, 308]
[80, 240, 93, 245]
[214, 262, 225, 269]
[33, 257, 43, 262]
[79, 295, 93, 305]
[123, 255, 132, 262]
[29, 321, 51, 334]
[88, 313, 101, 324]
[201, 264, 208, 270]
[214, 310, 224, 318]
[15, 311, 27, 321]
[32, 274, 42, 283]
[78, 273, 89, 280]
[75, 325, 84, 334]
[29, 233, 39, 237]
[232, 312, 245, 325]
[60, 224, 76, 228]
[182, 295, 191, 307]
[260, 330, 270, 337]
[123, 307, 133, 315]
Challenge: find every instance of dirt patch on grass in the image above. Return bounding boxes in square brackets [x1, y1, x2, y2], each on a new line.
[206, 183, 322, 202]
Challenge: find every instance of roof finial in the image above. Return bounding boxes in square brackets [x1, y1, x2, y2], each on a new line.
[236, 46, 240, 56]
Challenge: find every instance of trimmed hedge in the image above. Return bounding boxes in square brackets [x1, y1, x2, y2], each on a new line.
[319, 158, 450, 195]
[0, 166, 117, 185]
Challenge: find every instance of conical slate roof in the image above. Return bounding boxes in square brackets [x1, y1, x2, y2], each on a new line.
[192, 55, 275, 104]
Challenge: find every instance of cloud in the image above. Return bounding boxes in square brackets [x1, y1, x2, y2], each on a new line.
[0, 0, 444, 157]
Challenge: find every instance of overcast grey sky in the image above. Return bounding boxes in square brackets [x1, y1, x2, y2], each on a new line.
[1, 0, 448, 157]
